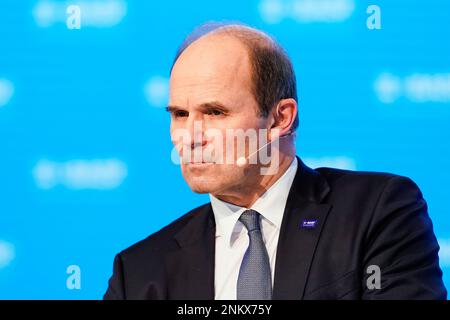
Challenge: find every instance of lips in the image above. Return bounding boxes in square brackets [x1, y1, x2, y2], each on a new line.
[183, 158, 216, 165]
[186, 162, 215, 165]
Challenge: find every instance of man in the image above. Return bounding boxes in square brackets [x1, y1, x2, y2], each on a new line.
[104, 23, 447, 300]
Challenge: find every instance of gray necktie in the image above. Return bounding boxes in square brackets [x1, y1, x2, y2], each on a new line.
[237, 209, 272, 300]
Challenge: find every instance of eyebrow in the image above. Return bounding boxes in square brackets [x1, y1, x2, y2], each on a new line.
[166, 101, 229, 113]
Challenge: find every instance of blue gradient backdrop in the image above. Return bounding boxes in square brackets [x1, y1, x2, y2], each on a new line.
[0, 0, 449, 299]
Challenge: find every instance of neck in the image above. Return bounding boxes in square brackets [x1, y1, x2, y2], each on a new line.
[213, 153, 295, 208]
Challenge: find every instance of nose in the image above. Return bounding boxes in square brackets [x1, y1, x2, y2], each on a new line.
[185, 114, 207, 150]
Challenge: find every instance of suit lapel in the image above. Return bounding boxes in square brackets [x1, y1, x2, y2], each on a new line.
[272, 157, 332, 299]
[165, 204, 216, 299]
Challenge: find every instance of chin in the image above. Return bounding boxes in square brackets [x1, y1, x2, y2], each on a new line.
[181, 165, 241, 195]
[182, 174, 217, 194]
[188, 185, 212, 194]
[186, 180, 219, 194]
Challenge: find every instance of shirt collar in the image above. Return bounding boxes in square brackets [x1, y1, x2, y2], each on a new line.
[210, 157, 298, 245]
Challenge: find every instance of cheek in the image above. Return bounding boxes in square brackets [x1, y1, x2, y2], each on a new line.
[170, 125, 188, 152]
[169, 123, 178, 141]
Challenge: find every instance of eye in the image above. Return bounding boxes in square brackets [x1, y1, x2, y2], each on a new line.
[173, 110, 189, 118]
[207, 109, 224, 116]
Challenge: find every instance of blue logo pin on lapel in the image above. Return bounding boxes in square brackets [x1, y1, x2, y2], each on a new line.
[301, 219, 318, 229]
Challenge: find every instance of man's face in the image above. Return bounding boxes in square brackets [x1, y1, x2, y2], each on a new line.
[168, 34, 268, 196]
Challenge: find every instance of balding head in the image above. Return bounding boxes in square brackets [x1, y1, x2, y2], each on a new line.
[170, 23, 299, 131]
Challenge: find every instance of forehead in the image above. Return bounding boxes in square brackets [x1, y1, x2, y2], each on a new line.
[169, 34, 254, 108]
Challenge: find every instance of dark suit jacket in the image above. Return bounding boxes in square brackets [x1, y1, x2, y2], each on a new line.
[104, 157, 447, 300]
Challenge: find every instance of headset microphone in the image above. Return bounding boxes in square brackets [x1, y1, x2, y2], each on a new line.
[236, 130, 293, 167]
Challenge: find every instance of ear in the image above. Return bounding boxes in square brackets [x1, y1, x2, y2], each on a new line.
[269, 98, 297, 140]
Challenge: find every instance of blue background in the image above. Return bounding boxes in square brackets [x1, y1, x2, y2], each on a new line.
[0, 0, 449, 299]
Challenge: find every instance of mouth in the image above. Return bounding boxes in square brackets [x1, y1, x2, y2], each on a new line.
[185, 161, 215, 167]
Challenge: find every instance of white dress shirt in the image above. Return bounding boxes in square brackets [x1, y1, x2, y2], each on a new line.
[210, 157, 298, 300]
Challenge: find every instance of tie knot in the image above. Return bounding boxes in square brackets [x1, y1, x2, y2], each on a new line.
[239, 209, 261, 232]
